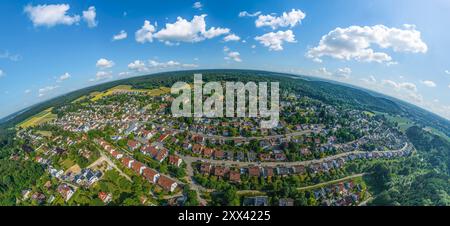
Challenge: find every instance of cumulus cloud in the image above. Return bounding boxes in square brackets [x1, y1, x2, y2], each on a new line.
[307, 24, 428, 64]
[193, 2, 203, 10]
[38, 85, 59, 97]
[24, 4, 80, 27]
[128, 60, 148, 72]
[82, 6, 97, 28]
[223, 47, 242, 62]
[153, 15, 229, 43]
[255, 30, 296, 51]
[255, 9, 306, 29]
[382, 80, 418, 91]
[96, 58, 114, 69]
[381, 79, 422, 103]
[239, 11, 261, 17]
[421, 80, 437, 87]
[135, 20, 157, 43]
[335, 67, 352, 79]
[128, 59, 198, 72]
[314, 67, 332, 77]
[313, 67, 352, 79]
[90, 71, 112, 82]
[112, 30, 127, 41]
[223, 34, 241, 42]
[57, 72, 71, 82]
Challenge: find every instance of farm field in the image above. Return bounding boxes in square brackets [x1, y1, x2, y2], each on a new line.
[90, 85, 171, 101]
[17, 108, 57, 129]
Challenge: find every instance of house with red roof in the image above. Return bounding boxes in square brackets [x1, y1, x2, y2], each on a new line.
[98, 192, 112, 204]
[127, 140, 140, 151]
[168, 155, 182, 167]
[157, 175, 178, 192]
[142, 168, 160, 183]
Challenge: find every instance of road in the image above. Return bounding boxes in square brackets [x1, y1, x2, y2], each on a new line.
[181, 142, 409, 169]
[183, 152, 209, 206]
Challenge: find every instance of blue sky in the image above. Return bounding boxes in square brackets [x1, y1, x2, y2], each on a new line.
[0, 0, 449, 119]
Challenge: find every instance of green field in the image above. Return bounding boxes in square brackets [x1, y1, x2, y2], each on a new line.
[17, 108, 57, 129]
[90, 85, 171, 102]
[423, 126, 450, 142]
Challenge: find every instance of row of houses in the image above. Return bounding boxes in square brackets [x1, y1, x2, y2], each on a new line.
[98, 139, 179, 193]
[198, 148, 412, 182]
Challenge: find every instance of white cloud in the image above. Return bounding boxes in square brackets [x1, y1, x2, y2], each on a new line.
[38, 85, 59, 97]
[382, 80, 418, 92]
[421, 80, 437, 87]
[128, 59, 198, 72]
[24, 4, 80, 27]
[361, 75, 377, 84]
[118, 71, 132, 77]
[82, 6, 97, 28]
[255, 30, 296, 51]
[149, 60, 199, 68]
[24, 89, 31, 94]
[255, 9, 306, 29]
[239, 11, 261, 17]
[128, 60, 148, 72]
[154, 15, 229, 43]
[448, 84, 450, 89]
[0, 69, 4, 78]
[314, 67, 332, 77]
[193, 2, 203, 10]
[135, 20, 156, 43]
[381, 80, 422, 103]
[223, 47, 242, 62]
[0, 51, 21, 61]
[90, 71, 112, 82]
[307, 24, 428, 64]
[57, 72, 71, 82]
[96, 58, 114, 69]
[223, 34, 241, 42]
[202, 27, 230, 39]
[112, 30, 127, 41]
[445, 70, 450, 75]
[335, 67, 352, 79]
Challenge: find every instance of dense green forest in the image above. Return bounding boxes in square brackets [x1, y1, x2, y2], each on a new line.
[369, 126, 450, 206]
[0, 129, 44, 205]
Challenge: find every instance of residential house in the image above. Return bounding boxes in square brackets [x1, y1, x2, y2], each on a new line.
[143, 168, 160, 183]
[228, 170, 241, 183]
[168, 155, 182, 167]
[98, 192, 112, 204]
[248, 166, 260, 177]
[57, 184, 74, 202]
[157, 175, 178, 193]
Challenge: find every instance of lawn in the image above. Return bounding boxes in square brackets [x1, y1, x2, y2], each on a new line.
[60, 159, 75, 171]
[36, 130, 52, 137]
[17, 108, 57, 129]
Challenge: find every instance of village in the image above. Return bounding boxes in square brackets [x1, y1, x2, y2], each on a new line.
[13, 86, 413, 206]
